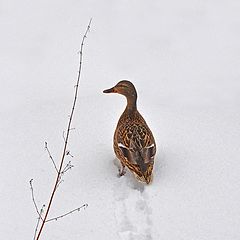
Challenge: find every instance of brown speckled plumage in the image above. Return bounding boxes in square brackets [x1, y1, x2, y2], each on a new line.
[103, 80, 156, 184]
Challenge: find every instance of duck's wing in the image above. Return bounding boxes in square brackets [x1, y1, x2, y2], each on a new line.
[118, 123, 156, 172]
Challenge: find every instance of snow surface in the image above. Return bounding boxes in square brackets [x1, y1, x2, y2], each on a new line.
[1, 1, 240, 239]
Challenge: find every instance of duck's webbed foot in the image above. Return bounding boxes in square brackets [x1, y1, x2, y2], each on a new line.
[118, 164, 126, 177]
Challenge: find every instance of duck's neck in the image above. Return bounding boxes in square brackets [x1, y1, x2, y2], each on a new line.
[125, 94, 137, 113]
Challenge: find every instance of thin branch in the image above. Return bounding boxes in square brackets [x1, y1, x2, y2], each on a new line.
[61, 161, 74, 174]
[62, 130, 66, 142]
[56, 161, 74, 189]
[66, 150, 74, 158]
[33, 205, 45, 240]
[30, 179, 43, 221]
[63, 129, 75, 142]
[35, 18, 92, 240]
[45, 142, 58, 173]
[56, 179, 64, 189]
[46, 204, 88, 223]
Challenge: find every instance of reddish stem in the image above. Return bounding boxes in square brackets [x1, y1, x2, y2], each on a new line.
[35, 19, 92, 240]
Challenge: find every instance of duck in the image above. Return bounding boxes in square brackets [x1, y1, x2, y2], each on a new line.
[103, 80, 156, 184]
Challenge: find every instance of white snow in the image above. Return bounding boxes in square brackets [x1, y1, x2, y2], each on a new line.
[1, 1, 240, 239]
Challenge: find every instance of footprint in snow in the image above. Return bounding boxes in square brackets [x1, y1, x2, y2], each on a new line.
[113, 162, 153, 240]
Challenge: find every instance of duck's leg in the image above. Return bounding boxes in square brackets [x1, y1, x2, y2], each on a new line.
[118, 162, 126, 177]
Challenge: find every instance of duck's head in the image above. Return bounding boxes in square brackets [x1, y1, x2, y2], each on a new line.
[135, 166, 153, 185]
[103, 80, 137, 99]
[134, 159, 154, 184]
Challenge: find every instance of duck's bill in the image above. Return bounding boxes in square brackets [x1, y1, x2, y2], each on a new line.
[103, 87, 115, 93]
[134, 172, 153, 185]
[133, 164, 154, 184]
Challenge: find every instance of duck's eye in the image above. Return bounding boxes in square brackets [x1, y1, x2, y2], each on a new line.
[117, 84, 127, 89]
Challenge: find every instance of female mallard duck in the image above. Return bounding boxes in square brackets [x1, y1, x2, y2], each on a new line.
[103, 80, 156, 184]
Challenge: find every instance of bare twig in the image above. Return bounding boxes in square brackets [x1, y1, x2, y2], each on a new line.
[63, 128, 75, 142]
[66, 150, 74, 157]
[62, 130, 66, 142]
[45, 142, 58, 173]
[35, 18, 92, 240]
[56, 179, 64, 189]
[33, 205, 45, 240]
[46, 204, 88, 223]
[56, 161, 74, 189]
[61, 161, 74, 174]
[30, 179, 43, 222]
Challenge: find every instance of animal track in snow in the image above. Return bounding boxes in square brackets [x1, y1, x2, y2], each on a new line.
[113, 170, 153, 240]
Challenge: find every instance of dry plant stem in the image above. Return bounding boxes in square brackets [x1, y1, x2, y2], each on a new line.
[56, 161, 74, 188]
[45, 142, 58, 173]
[36, 19, 92, 240]
[30, 179, 43, 221]
[46, 204, 88, 223]
[61, 161, 74, 175]
[34, 206, 45, 240]
[62, 130, 66, 142]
